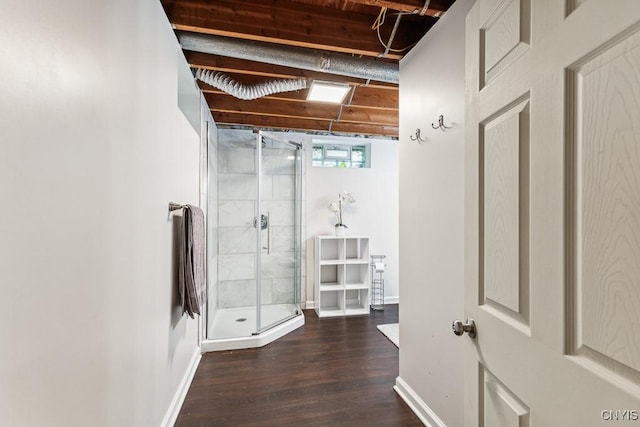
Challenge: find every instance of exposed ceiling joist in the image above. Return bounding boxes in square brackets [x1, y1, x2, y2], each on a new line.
[161, 0, 455, 137]
[205, 93, 398, 126]
[163, 0, 430, 59]
[212, 112, 399, 137]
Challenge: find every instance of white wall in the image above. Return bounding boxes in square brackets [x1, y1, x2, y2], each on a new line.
[304, 135, 400, 306]
[0, 1, 201, 426]
[397, 0, 474, 425]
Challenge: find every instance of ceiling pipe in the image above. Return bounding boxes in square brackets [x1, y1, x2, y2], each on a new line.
[177, 31, 399, 85]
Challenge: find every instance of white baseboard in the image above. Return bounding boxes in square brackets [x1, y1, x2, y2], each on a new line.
[394, 376, 446, 427]
[161, 347, 202, 427]
[304, 300, 316, 309]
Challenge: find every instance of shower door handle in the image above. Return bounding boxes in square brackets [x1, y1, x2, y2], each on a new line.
[261, 212, 271, 254]
[254, 214, 268, 230]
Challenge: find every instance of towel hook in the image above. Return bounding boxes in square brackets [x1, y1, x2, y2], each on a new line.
[409, 128, 427, 143]
[431, 114, 451, 131]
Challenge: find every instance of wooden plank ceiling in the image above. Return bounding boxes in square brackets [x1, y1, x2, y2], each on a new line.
[161, 0, 456, 137]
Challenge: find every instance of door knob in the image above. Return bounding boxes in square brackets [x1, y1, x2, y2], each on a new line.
[452, 319, 476, 338]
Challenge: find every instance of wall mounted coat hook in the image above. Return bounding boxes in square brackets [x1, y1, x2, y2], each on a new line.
[409, 128, 427, 143]
[432, 114, 451, 131]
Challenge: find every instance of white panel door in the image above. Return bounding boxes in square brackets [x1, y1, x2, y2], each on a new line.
[464, 0, 640, 425]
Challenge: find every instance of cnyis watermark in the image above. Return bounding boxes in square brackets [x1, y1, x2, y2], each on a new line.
[601, 410, 639, 421]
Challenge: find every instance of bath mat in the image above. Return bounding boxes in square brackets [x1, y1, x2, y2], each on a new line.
[377, 323, 399, 348]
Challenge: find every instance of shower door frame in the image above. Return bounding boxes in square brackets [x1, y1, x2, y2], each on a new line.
[254, 131, 303, 335]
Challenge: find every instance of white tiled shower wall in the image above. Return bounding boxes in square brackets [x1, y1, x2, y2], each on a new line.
[214, 129, 306, 308]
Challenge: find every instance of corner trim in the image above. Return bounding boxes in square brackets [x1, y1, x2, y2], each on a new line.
[394, 376, 447, 427]
[161, 347, 202, 427]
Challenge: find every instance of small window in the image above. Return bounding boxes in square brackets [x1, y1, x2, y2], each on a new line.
[312, 143, 370, 168]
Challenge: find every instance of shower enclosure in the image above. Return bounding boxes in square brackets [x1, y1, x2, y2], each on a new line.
[204, 130, 304, 350]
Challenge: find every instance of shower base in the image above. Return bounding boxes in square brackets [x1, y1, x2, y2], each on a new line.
[202, 304, 304, 352]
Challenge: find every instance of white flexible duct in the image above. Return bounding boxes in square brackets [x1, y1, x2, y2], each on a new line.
[195, 68, 307, 100]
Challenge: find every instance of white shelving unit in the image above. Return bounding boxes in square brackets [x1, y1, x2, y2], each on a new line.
[315, 235, 370, 317]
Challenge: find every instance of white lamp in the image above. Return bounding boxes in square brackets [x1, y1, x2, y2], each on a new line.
[307, 81, 351, 104]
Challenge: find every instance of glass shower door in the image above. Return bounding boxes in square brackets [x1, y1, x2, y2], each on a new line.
[256, 132, 302, 333]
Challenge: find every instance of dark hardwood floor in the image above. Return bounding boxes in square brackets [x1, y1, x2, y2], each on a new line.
[176, 305, 423, 426]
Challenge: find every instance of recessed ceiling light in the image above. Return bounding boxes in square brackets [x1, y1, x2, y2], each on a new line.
[307, 81, 351, 104]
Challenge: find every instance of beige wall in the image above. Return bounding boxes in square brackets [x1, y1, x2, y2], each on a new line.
[0, 1, 201, 425]
[398, 0, 475, 425]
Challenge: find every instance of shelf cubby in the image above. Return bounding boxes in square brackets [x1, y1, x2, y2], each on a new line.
[318, 290, 343, 317]
[319, 238, 342, 263]
[345, 289, 369, 315]
[345, 238, 358, 259]
[345, 263, 368, 288]
[319, 264, 340, 285]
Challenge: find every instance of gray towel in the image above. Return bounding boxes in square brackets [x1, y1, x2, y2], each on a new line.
[187, 204, 206, 312]
[178, 205, 206, 318]
[177, 212, 188, 315]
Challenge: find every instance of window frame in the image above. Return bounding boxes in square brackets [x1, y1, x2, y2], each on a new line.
[312, 142, 369, 169]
